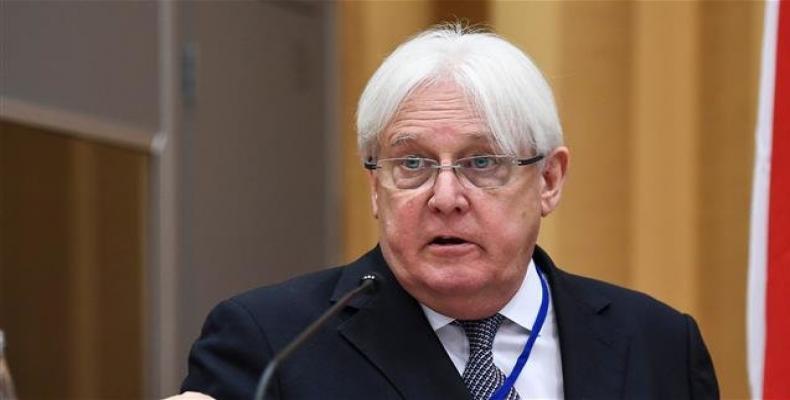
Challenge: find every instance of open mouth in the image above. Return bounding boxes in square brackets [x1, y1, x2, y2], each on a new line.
[430, 236, 469, 246]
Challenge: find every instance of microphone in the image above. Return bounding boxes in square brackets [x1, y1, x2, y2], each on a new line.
[253, 272, 382, 400]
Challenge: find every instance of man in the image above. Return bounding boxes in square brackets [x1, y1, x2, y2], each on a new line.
[182, 25, 719, 399]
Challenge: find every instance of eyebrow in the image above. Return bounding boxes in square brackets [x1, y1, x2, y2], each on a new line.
[389, 132, 418, 147]
[388, 131, 492, 148]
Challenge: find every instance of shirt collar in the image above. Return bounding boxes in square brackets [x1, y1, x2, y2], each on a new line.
[420, 258, 553, 336]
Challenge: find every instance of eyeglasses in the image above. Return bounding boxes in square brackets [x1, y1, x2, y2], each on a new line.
[363, 154, 544, 190]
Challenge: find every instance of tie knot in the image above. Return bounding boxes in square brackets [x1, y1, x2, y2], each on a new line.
[457, 313, 505, 351]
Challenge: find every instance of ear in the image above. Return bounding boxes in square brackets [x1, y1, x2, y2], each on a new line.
[540, 146, 569, 217]
[367, 169, 379, 219]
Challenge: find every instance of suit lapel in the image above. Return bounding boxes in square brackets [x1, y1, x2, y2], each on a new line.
[332, 248, 471, 400]
[535, 247, 629, 399]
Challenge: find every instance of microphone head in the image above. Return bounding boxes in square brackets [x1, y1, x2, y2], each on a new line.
[359, 272, 383, 294]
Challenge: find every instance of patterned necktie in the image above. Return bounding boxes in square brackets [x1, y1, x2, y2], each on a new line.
[457, 314, 520, 400]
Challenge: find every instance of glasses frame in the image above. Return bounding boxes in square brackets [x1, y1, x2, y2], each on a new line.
[363, 154, 544, 190]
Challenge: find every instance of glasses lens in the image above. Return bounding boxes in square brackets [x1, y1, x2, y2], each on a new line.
[375, 156, 523, 189]
[382, 158, 434, 189]
[457, 156, 512, 188]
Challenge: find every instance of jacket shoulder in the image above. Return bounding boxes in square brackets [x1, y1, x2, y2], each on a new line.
[227, 265, 346, 326]
[555, 270, 719, 398]
[556, 269, 692, 333]
[181, 265, 347, 399]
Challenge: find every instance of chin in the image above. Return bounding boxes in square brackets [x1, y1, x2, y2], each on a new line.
[420, 265, 493, 295]
[421, 274, 503, 319]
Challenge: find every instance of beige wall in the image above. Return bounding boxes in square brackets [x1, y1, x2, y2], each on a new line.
[340, 1, 761, 397]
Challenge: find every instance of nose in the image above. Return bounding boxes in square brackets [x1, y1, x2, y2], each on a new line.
[427, 168, 470, 214]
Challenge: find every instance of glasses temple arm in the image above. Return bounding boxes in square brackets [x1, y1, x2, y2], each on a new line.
[515, 154, 544, 166]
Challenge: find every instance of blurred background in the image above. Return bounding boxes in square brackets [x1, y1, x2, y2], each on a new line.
[0, 1, 761, 398]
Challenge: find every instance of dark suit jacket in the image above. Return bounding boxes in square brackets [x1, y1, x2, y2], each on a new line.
[182, 246, 719, 399]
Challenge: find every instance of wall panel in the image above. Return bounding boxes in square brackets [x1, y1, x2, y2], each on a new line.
[696, 1, 763, 393]
[0, 120, 147, 399]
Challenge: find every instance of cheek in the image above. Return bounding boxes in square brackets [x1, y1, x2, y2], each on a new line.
[482, 194, 541, 249]
[378, 193, 424, 241]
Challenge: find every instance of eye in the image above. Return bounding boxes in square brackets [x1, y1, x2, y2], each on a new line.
[469, 156, 497, 170]
[400, 157, 425, 170]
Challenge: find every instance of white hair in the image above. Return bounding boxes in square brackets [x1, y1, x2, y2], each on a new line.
[356, 24, 564, 160]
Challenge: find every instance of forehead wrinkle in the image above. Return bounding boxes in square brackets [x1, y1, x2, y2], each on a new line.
[399, 96, 468, 112]
[392, 115, 481, 125]
[387, 131, 492, 149]
[387, 113, 488, 136]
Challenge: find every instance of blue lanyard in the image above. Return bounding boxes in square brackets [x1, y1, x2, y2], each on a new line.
[489, 265, 550, 400]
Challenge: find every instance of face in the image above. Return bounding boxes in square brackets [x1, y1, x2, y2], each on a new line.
[369, 81, 568, 319]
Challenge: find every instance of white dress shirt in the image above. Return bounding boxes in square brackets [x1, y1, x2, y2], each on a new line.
[420, 259, 565, 399]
